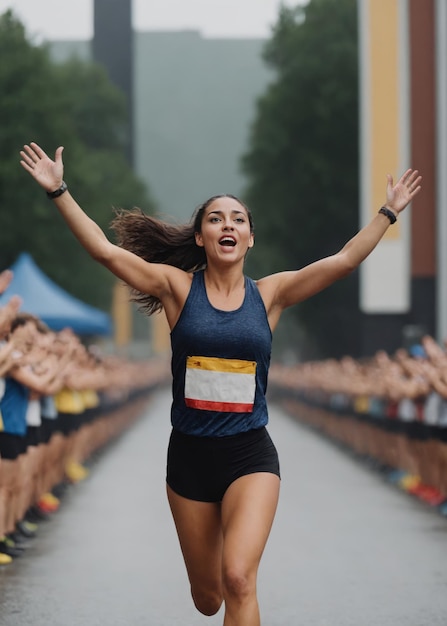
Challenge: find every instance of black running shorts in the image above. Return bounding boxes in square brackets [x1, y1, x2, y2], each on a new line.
[166, 426, 280, 502]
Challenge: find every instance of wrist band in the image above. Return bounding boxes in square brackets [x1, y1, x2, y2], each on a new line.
[378, 206, 397, 224]
[46, 181, 68, 199]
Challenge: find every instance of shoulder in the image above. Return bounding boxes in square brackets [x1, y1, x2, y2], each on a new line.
[254, 273, 283, 305]
[152, 263, 194, 302]
[161, 268, 195, 330]
[252, 274, 283, 322]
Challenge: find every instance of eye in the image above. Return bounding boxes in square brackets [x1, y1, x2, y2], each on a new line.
[210, 216, 221, 223]
[235, 217, 245, 223]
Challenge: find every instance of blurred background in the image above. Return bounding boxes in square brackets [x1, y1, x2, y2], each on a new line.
[0, 0, 444, 363]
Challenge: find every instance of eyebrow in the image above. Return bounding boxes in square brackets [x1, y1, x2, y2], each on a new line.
[207, 209, 246, 216]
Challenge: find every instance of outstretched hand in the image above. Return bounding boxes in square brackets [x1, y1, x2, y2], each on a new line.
[0, 295, 22, 338]
[0, 270, 13, 295]
[385, 168, 422, 215]
[20, 142, 64, 193]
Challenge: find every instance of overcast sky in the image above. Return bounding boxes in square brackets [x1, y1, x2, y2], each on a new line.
[0, 0, 306, 40]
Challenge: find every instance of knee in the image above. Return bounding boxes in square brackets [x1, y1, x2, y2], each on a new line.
[222, 567, 254, 602]
[191, 587, 223, 616]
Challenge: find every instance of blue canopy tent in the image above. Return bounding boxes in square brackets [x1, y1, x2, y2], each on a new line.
[0, 253, 112, 335]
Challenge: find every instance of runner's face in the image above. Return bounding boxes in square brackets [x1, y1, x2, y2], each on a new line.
[195, 197, 254, 262]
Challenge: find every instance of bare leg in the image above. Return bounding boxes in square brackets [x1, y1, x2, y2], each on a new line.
[221, 472, 280, 626]
[167, 485, 224, 616]
[167, 472, 280, 624]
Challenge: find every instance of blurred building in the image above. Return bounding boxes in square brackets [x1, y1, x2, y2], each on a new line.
[93, 0, 133, 165]
[358, 0, 446, 354]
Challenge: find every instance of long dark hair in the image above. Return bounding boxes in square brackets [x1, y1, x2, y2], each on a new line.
[111, 194, 254, 315]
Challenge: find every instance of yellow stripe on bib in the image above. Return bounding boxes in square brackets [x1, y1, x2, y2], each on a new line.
[186, 356, 256, 374]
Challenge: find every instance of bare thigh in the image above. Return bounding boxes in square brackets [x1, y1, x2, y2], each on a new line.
[221, 472, 280, 579]
[166, 484, 224, 613]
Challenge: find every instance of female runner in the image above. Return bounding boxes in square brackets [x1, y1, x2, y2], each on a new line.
[20, 142, 421, 625]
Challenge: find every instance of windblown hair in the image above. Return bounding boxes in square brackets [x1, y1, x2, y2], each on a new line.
[110, 194, 253, 316]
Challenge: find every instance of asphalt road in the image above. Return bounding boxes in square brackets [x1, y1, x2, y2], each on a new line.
[1, 387, 447, 625]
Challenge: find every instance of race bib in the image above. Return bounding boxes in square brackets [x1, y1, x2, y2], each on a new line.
[185, 356, 256, 413]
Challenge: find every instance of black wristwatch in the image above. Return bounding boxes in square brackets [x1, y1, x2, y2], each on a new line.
[378, 206, 397, 224]
[46, 181, 68, 199]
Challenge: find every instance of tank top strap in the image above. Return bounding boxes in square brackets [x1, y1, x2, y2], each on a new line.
[186, 269, 208, 308]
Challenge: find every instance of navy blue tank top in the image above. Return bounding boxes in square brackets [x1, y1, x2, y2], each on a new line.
[170, 270, 272, 436]
[0, 377, 29, 436]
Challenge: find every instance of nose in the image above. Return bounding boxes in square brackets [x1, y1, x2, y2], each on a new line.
[222, 219, 234, 230]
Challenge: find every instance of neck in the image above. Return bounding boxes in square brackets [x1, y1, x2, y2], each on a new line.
[204, 264, 245, 294]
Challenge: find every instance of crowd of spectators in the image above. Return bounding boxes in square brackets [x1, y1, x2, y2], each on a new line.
[269, 336, 447, 514]
[0, 269, 169, 566]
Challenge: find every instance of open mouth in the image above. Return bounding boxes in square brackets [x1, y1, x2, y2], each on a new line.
[219, 236, 236, 247]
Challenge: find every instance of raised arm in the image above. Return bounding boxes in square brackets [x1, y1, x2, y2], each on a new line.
[20, 142, 190, 326]
[0, 269, 22, 338]
[258, 169, 422, 329]
[0, 340, 17, 377]
[0, 269, 13, 294]
[0, 295, 22, 338]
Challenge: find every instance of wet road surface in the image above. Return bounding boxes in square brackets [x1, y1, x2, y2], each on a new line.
[1, 387, 447, 625]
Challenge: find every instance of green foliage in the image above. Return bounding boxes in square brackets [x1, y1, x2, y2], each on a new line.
[53, 58, 128, 152]
[242, 0, 360, 358]
[0, 10, 156, 310]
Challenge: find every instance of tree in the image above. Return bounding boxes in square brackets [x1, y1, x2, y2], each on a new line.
[0, 10, 155, 309]
[242, 0, 359, 359]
